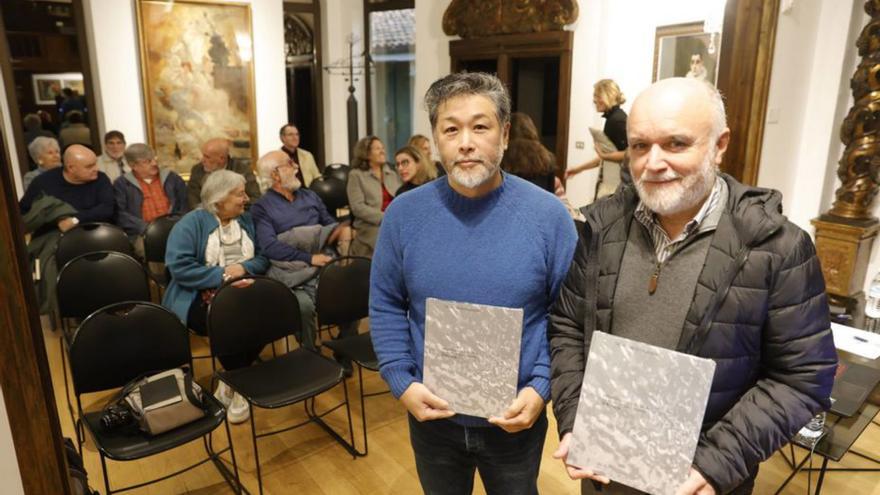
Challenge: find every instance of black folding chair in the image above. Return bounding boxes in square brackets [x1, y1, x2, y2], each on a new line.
[143, 214, 180, 288]
[56, 222, 133, 269]
[318, 256, 387, 456]
[207, 275, 357, 495]
[323, 163, 350, 184]
[69, 301, 241, 495]
[308, 176, 349, 220]
[56, 251, 152, 432]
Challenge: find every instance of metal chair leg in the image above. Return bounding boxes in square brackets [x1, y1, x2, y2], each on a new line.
[358, 364, 368, 455]
[342, 376, 356, 458]
[225, 418, 242, 495]
[249, 405, 263, 495]
[100, 451, 112, 495]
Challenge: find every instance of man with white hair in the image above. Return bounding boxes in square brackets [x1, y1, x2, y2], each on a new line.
[251, 150, 352, 351]
[548, 78, 837, 494]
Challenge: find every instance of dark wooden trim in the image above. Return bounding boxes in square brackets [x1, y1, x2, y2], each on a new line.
[283, 1, 325, 168]
[0, 11, 30, 179]
[71, 0, 101, 154]
[716, 0, 780, 185]
[449, 30, 574, 177]
[313, 0, 324, 168]
[0, 9, 72, 493]
[363, 0, 372, 135]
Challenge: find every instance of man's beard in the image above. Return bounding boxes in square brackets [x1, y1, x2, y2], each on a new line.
[635, 149, 717, 216]
[282, 174, 302, 192]
[447, 144, 504, 189]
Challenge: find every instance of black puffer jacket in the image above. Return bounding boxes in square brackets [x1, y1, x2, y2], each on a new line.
[549, 174, 838, 494]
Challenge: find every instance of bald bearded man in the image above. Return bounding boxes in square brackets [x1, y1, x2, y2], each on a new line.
[187, 137, 261, 209]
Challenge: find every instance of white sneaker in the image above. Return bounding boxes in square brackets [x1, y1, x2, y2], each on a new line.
[227, 392, 250, 424]
[213, 381, 233, 409]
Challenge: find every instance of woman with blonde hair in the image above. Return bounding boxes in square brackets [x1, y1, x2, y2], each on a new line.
[346, 136, 403, 257]
[566, 78, 630, 199]
[394, 145, 438, 196]
[408, 134, 445, 176]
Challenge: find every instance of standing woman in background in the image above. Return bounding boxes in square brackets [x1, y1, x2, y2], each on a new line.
[565, 79, 629, 199]
[346, 136, 403, 258]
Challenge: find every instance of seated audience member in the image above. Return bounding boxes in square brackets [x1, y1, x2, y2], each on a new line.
[279, 124, 321, 187]
[346, 136, 402, 258]
[394, 145, 437, 196]
[96, 131, 130, 183]
[59, 111, 91, 149]
[23, 113, 54, 146]
[22, 136, 62, 191]
[251, 150, 353, 350]
[187, 137, 261, 209]
[163, 169, 269, 424]
[501, 112, 557, 192]
[114, 143, 188, 256]
[408, 133, 445, 177]
[19, 144, 114, 314]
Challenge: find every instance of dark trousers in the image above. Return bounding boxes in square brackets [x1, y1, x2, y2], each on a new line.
[408, 412, 548, 495]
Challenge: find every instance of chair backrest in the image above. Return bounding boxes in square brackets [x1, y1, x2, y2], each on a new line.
[207, 276, 302, 358]
[316, 256, 371, 326]
[57, 251, 152, 320]
[309, 176, 349, 213]
[323, 163, 350, 184]
[143, 215, 181, 264]
[56, 222, 133, 269]
[70, 302, 191, 394]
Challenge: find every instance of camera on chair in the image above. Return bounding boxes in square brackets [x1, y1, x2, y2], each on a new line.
[100, 403, 135, 431]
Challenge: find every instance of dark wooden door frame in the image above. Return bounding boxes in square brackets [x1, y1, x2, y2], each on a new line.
[449, 31, 574, 176]
[716, 0, 781, 185]
[0, 6, 72, 493]
[284, 1, 325, 168]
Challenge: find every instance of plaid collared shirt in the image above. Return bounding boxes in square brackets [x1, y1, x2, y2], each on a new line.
[634, 176, 727, 264]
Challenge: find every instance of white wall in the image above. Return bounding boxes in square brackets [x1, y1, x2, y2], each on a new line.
[1, 61, 24, 198]
[83, 0, 287, 164]
[413, 0, 453, 149]
[563, 0, 727, 207]
[320, 0, 366, 164]
[0, 388, 24, 495]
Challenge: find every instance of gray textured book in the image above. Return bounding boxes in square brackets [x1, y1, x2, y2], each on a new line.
[422, 298, 523, 418]
[568, 332, 715, 495]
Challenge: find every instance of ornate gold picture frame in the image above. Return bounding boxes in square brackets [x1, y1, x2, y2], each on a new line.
[135, 0, 258, 177]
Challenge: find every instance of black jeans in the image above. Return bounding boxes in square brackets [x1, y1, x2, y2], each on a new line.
[408, 412, 548, 495]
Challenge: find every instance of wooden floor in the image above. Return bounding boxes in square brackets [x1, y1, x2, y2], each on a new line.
[44, 322, 880, 495]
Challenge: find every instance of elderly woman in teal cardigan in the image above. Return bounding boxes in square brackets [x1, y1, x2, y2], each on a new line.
[163, 169, 269, 424]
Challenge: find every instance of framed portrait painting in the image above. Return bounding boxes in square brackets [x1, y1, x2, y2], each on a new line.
[135, 0, 257, 177]
[653, 22, 721, 86]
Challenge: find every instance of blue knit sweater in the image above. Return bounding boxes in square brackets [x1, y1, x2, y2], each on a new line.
[370, 173, 577, 426]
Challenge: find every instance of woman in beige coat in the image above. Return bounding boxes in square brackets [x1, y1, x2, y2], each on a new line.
[346, 136, 403, 257]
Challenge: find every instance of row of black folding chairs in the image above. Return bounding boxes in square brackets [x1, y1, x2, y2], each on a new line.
[58, 253, 382, 494]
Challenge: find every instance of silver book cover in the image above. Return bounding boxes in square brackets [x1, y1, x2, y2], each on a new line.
[422, 298, 523, 419]
[568, 332, 715, 495]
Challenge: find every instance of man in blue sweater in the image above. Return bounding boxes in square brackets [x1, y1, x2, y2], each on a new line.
[370, 72, 577, 494]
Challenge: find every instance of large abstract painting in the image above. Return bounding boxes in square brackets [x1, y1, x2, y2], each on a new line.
[136, 0, 257, 177]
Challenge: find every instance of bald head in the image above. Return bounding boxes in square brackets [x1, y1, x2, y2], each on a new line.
[629, 77, 727, 142]
[626, 78, 731, 219]
[63, 145, 99, 184]
[201, 138, 230, 172]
